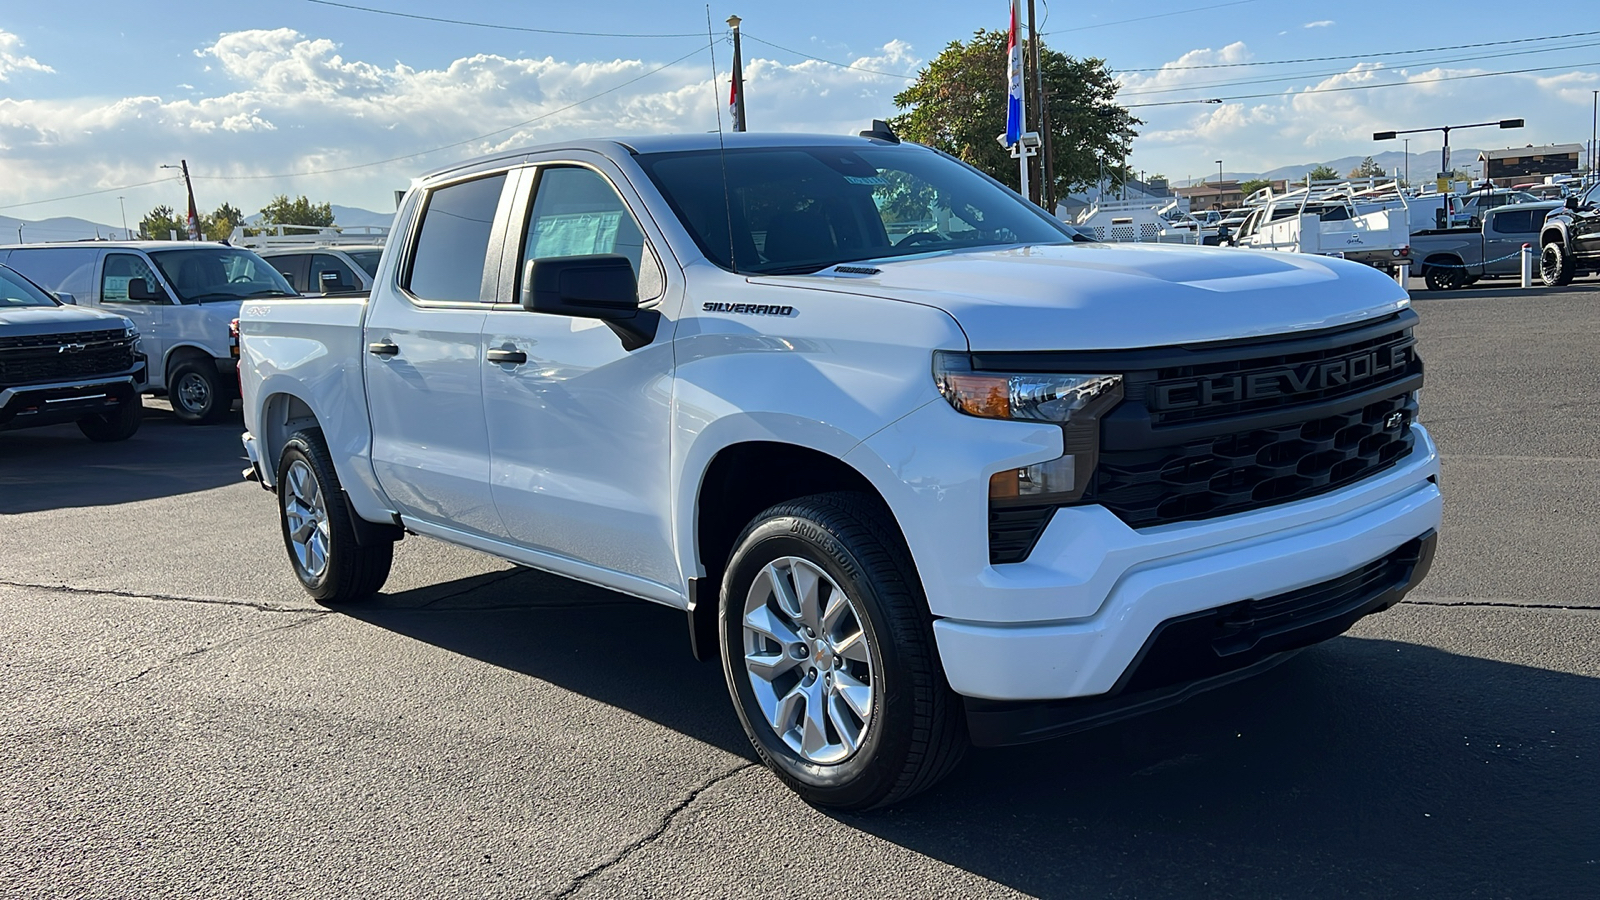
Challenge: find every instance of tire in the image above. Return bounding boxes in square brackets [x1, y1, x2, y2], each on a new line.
[76, 394, 143, 442]
[167, 357, 231, 424]
[276, 429, 393, 604]
[1540, 242, 1576, 287]
[719, 492, 967, 810]
[1423, 265, 1464, 291]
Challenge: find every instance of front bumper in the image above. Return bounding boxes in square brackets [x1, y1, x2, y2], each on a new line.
[964, 530, 1435, 746]
[0, 368, 145, 431]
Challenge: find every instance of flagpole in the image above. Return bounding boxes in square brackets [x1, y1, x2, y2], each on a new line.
[1007, 0, 1029, 199]
[727, 15, 746, 132]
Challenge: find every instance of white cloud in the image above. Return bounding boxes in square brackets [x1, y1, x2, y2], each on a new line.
[0, 29, 920, 218]
[0, 29, 53, 82]
[1119, 43, 1600, 179]
[1303, 20, 1336, 28]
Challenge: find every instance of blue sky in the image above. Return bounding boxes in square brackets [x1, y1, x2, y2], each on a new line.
[2, 0, 1597, 226]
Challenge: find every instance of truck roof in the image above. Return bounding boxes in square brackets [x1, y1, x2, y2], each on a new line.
[420, 131, 912, 181]
[5, 240, 238, 252]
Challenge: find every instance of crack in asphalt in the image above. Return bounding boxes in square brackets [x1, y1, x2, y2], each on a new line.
[0, 579, 316, 614]
[417, 569, 525, 608]
[115, 615, 332, 686]
[549, 761, 758, 899]
[1403, 597, 1598, 612]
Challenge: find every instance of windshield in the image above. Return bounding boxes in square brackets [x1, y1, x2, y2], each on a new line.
[148, 247, 296, 302]
[636, 145, 1074, 274]
[0, 265, 58, 308]
[346, 250, 382, 278]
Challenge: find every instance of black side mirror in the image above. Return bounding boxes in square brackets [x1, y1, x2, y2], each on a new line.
[127, 278, 165, 302]
[1566, 196, 1581, 211]
[521, 255, 657, 351]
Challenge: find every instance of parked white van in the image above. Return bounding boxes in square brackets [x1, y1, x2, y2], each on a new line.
[0, 242, 296, 423]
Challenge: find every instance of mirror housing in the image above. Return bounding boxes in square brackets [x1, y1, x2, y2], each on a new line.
[1567, 196, 1582, 211]
[521, 255, 657, 351]
[127, 278, 166, 302]
[54, 291, 77, 305]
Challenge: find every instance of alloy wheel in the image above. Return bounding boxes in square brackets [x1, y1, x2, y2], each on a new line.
[283, 459, 331, 579]
[742, 556, 875, 764]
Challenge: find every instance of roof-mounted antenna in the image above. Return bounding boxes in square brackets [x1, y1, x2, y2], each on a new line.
[706, 7, 739, 274]
[860, 119, 900, 144]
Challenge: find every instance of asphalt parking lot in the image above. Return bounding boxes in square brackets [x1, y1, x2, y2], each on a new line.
[3, 282, 1598, 899]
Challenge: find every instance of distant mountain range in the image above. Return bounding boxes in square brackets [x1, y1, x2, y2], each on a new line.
[2, 203, 396, 246]
[1178, 149, 1489, 187]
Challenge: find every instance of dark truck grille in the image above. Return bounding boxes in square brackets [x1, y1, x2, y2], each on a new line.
[0, 329, 136, 386]
[974, 311, 1424, 558]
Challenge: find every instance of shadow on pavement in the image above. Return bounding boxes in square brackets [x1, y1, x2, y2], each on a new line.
[0, 402, 246, 514]
[353, 572, 1599, 898]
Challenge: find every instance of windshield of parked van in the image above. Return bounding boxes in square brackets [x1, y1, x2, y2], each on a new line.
[148, 248, 296, 302]
[636, 145, 1073, 274]
[0, 265, 57, 307]
[346, 250, 382, 278]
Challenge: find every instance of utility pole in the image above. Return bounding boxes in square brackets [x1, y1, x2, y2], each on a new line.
[1025, 0, 1043, 206]
[162, 159, 201, 240]
[118, 196, 129, 240]
[1591, 90, 1597, 178]
[726, 16, 747, 132]
[1402, 138, 1410, 186]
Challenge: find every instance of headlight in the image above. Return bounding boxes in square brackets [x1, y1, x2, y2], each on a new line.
[933, 351, 1124, 505]
[123, 322, 137, 339]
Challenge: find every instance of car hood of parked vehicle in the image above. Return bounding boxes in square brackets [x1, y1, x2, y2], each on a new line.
[765, 242, 1411, 352]
[0, 304, 133, 338]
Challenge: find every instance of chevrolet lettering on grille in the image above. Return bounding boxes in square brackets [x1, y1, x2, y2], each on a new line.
[1152, 343, 1411, 411]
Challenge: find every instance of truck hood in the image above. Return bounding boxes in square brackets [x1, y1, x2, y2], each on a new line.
[0, 304, 132, 338]
[765, 243, 1410, 351]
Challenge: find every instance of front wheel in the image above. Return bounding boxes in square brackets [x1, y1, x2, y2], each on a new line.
[76, 394, 143, 442]
[168, 358, 231, 424]
[1541, 242, 1576, 287]
[277, 429, 392, 604]
[720, 492, 967, 810]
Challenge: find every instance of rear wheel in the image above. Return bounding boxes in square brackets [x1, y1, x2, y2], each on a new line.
[168, 357, 231, 424]
[76, 394, 143, 442]
[720, 492, 967, 810]
[277, 429, 392, 604]
[1541, 242, 1576, 287]
[1424, 264, 1464, 291]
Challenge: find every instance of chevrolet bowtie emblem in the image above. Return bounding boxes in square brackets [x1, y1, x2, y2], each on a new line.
[58, 343, 87, 354]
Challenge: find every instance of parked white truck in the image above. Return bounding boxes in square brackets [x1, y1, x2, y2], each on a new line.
[239, 130, 1441, 809]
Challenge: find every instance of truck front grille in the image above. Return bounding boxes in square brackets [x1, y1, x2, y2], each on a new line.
[0, 333, 136, 386]
[1087, 393, 1416, 528]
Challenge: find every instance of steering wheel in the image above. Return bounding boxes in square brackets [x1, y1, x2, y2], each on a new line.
[229, 275, 252, 284]
[897, 231, 950, 247]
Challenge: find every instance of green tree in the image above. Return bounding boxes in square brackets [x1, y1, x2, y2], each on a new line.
[890, 29, 1139, 201]
[258, 195, 335, 228]
[139, 204, 185, 241]
[1348, 156, 1386, 179]
[203, 202, 245, 241]
[1306, 164, 1341, 182]
[1238, 178, 1272, 197]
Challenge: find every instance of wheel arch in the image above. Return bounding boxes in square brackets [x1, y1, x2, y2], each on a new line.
[686, 440, 904, 661]
[161, 341, 221, 382]
[1540, 223, 1568, 247]
[1419, 253, 1463, 273]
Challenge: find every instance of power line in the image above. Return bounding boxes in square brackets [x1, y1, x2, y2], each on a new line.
[1113, 27, 1600, 72]
[1044, 0, 1266, 35]
[301, 0, 704, 38]
[1118, 38, 1600, 96]
[191, 42, 711, 182]
[1124, 59, 1600, 108]
[0, 177, 181, 212]
[740, 33, 919, 80]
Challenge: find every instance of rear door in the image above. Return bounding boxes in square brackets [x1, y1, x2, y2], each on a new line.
[1483, 208, 1541, 275]
[365, 170, 514, 538]
[479, 159, 682, 589]
[1574, 184, 1600, 261]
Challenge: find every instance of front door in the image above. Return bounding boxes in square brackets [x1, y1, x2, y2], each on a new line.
[1573, 183, 1600, 262]
[98, 252, 169, 383]
[480, 161, 681, 589]
[365, 170, 512, 537]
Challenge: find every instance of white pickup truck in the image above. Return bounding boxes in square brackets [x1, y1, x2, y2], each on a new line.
[239, 130, 1441, 809]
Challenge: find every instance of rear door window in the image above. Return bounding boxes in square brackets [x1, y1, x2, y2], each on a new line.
[270, 254, 308, 292]
[404, 173, 508, 302]
[311, 254, 361, 294]
[1490, 209, 1539, 234]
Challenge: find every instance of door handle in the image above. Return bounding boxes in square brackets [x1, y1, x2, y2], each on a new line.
[368, 340, 399, 357]
[486, 348, 528, 365]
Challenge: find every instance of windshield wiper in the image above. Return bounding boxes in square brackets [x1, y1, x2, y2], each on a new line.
[244, 289, 295, 297]
[180, 292, 246, 303]
[756, 263, 835, 276]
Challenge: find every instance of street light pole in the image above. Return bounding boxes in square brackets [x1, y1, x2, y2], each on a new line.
[1403, 138, 1410, 186]
[1374, 119, 1523, 187]
[1591, 90, 1597, 178]
[118, 196, 128, 240]
[1216, 159, 1224, 208]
